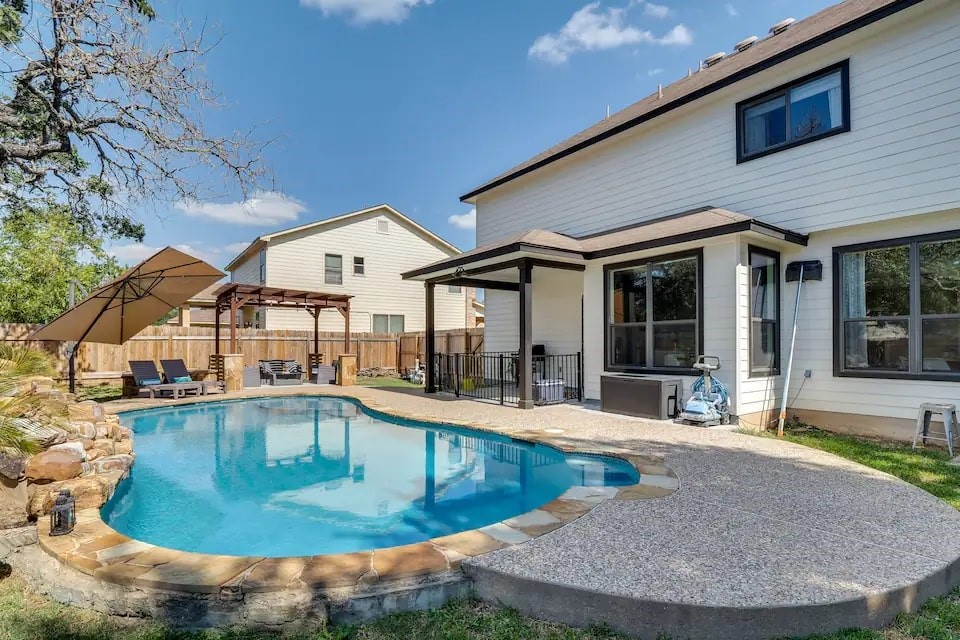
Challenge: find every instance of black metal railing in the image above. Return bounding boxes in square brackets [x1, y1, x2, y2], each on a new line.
[435, 352, 581, 406]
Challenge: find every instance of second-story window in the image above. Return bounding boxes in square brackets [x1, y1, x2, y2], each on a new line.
[737, 61, 849, 162]
[258, 249, 266, 284]
[354, 257, 365, 276]
[325, 254, 342, 285]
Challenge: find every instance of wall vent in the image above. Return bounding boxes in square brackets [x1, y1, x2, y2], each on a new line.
[734, 36, 759, 52]
[703, 52, 726, 68]
[769, 18, 796, 35]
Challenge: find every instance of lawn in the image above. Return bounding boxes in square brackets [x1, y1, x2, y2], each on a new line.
[1, 420, 958, 640]
[74, 384, 123, 403]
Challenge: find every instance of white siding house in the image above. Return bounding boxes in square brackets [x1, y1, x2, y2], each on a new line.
[404, 0, 960, 437]
[227, 205, 469, 333]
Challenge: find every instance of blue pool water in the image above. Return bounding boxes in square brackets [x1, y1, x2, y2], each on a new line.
[104, 397, 638, 557]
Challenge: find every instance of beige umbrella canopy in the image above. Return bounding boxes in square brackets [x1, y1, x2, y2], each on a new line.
[32, 247, 224, 389]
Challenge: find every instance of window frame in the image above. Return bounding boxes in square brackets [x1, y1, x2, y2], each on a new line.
[372, 313, 404, 334]
[377, 219, 389, 235]
[748, 245, 781, 378]
[602, 248, 704, 376]
[324, 253, 343, 286]
[258, 248, 266, 285]
[353, 256, 365, 276]
[448, 285, 462, 294]
[736, 60, 851, 164]
[832, 229, 960, 382]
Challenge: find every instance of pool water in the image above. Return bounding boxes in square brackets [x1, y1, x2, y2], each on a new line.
[104, 397, 638, 557]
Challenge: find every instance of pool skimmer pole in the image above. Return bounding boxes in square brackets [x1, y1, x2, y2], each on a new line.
[777, 261, 823, 437]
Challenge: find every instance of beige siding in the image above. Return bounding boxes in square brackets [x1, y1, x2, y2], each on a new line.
[246, 209, 464, 332]
[231, 253, 260, 286]
[475, 0, 960, 244]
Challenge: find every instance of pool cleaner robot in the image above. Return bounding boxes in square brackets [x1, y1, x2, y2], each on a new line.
[678, 355, 730, 427]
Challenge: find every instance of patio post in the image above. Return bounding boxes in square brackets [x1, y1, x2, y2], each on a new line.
[518, 259, 534, 409]
[425, 282, 436, 394]
[229, 294, 238, 353]
[343, 300, 351, 352]
[214, 301, 221, 355]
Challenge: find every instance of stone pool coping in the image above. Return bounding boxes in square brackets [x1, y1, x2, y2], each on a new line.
[38, 391, 679, 596]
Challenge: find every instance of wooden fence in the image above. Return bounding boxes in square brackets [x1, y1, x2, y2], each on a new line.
[0, 324, 484, 384]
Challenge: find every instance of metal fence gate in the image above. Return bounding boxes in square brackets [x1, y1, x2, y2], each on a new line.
[435, 352, 582, 406]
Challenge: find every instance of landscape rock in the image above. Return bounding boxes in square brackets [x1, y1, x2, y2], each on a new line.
[13, 418, 67, 448]
[69, 421, 97, 439]
[86, 448, 105, 461]
[25, 449, 84, 484]
[111, 425, 132, 441]
[27, 471, 125, 517]
[91, 454, 134, 474]
[95, 423, 111, 439]
[112, 440, 133, 456]
[47, 442, 87, 461]
[0, 454, 26, 482]
[79, 438, 95, 451]
[67, 401, 105, 423]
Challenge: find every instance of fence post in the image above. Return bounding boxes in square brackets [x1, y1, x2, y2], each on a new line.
[498, 353, 505, 406]
[577, 352, 583, 402]
[454, 354, 461, 397]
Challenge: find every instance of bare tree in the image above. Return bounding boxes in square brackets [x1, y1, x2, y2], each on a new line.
[0, 0, 269, 239]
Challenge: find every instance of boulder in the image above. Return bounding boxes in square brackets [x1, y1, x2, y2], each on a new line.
[69, 421, 97, 439]
[91, 454, 134, 474]
[112, 440, 133, 456]
[86, 448, 105, 461]
[111, 425, 132, 441]
[95, 422, 112, 439]
[47, 442, 87, 461]
[0, 453, 26, 482]
[79, 438, 95, 451]
[27, 471, 125, 517]
[25, 449, 84, 484]
[67, 401, 105, 423]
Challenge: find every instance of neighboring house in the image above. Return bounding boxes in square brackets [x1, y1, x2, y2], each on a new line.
[404, 0, 960, 438]
[225, 205, 473, 333]
[169, 284, 227, 327]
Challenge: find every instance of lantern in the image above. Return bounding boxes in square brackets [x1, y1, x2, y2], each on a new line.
[49, 489, 76, 536]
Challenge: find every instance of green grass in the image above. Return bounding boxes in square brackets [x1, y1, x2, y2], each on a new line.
[1, 421, 958, 639]
[74, 384, 123, 403]
[355, 376, 422, 389]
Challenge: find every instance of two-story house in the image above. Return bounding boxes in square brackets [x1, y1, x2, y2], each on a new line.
[404, 0, 960, 439]
[227, 204, 471, 333]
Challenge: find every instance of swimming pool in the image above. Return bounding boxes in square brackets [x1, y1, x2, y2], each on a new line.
[104, 396, 638, 557]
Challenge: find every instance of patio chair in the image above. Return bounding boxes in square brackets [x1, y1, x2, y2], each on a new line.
[129, 361, 203, 399]
[160, 359, 225, 395]
[258, 359, 303, 386]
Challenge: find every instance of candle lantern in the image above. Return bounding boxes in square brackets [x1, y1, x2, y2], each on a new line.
[49, 489, 76, 536]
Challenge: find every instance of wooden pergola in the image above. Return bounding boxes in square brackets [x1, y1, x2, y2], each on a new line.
[213, 284, 353, 354]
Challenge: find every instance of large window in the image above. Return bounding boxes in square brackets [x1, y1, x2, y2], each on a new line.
[836, 233, 960, 379]
[737, 61, 849, 162]
[324, 254, 342, 285]
[605, 251, 700, 372]
[258, 249, 266, 284]
[372, 314, 404, 333]
[749, 247, 780, 376]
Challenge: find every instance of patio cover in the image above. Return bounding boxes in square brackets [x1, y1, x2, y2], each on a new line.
[32, 246, 225, 390]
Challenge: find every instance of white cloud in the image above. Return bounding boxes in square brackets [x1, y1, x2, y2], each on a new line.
[643, 2, 670, 19]
[299, 0, 434, 24]
[529, 3, 692, 64]
[648, 67, 664, 76]
[225, 241, 252, 255]
[448, 208, 476, 230]
[174, 190, 308, 227]
[725, 3, 738, 16]
[658, 23, 692, 46]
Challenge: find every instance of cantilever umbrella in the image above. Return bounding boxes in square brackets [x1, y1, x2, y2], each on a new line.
[31, 247, 225, 392]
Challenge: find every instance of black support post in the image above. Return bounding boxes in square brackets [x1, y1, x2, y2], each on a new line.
[425, 282, 436, 394]
[518, 259, 534, 409]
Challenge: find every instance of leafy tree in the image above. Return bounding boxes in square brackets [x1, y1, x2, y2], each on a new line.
[0, 0, 268, 239]
[0, 203, 122, 323]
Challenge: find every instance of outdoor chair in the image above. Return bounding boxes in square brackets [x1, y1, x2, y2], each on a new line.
[129, 361, 204, 399]
[259, 359, 303, 386]
[160, 359, 225, 395]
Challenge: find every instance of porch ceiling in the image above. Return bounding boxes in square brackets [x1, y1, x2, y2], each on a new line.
[401, 206, 807, 281]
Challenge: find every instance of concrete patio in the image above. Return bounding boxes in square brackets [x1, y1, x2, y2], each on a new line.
[84, 387, 960, 638]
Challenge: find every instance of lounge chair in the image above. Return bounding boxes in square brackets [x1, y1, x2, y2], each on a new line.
[259, 359, 303, 386]
[160, 359, 225, 395]
[129, 361, 203, 399]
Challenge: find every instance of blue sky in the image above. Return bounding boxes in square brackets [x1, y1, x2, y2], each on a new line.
[110, 0, 837, 269]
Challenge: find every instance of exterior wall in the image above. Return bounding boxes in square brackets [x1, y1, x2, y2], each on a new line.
[475, 0, 960, 245]
[231, 211, 465, 332]
[231, 254, 260, 286]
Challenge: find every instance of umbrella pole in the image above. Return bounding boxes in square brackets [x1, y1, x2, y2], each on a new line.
[68, 342, 80, 394]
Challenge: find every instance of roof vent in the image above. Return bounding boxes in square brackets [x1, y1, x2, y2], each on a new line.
[734, 36, 759, 52]
[769, 18, 795, 35]
[703, 52, 726, 68]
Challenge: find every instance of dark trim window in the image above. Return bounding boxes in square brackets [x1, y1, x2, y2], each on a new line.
[737, 60, 850, 163]
[448, 285, 462, 294]
[749, 246, 780, 376]
[834, 231, 960, 381]
[258, 249, 266, 284]
[324, 254, 343, 285]
[353, 256, 365, 276]
[372, 314, 404, 333]
[604, 250, 702, 373]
